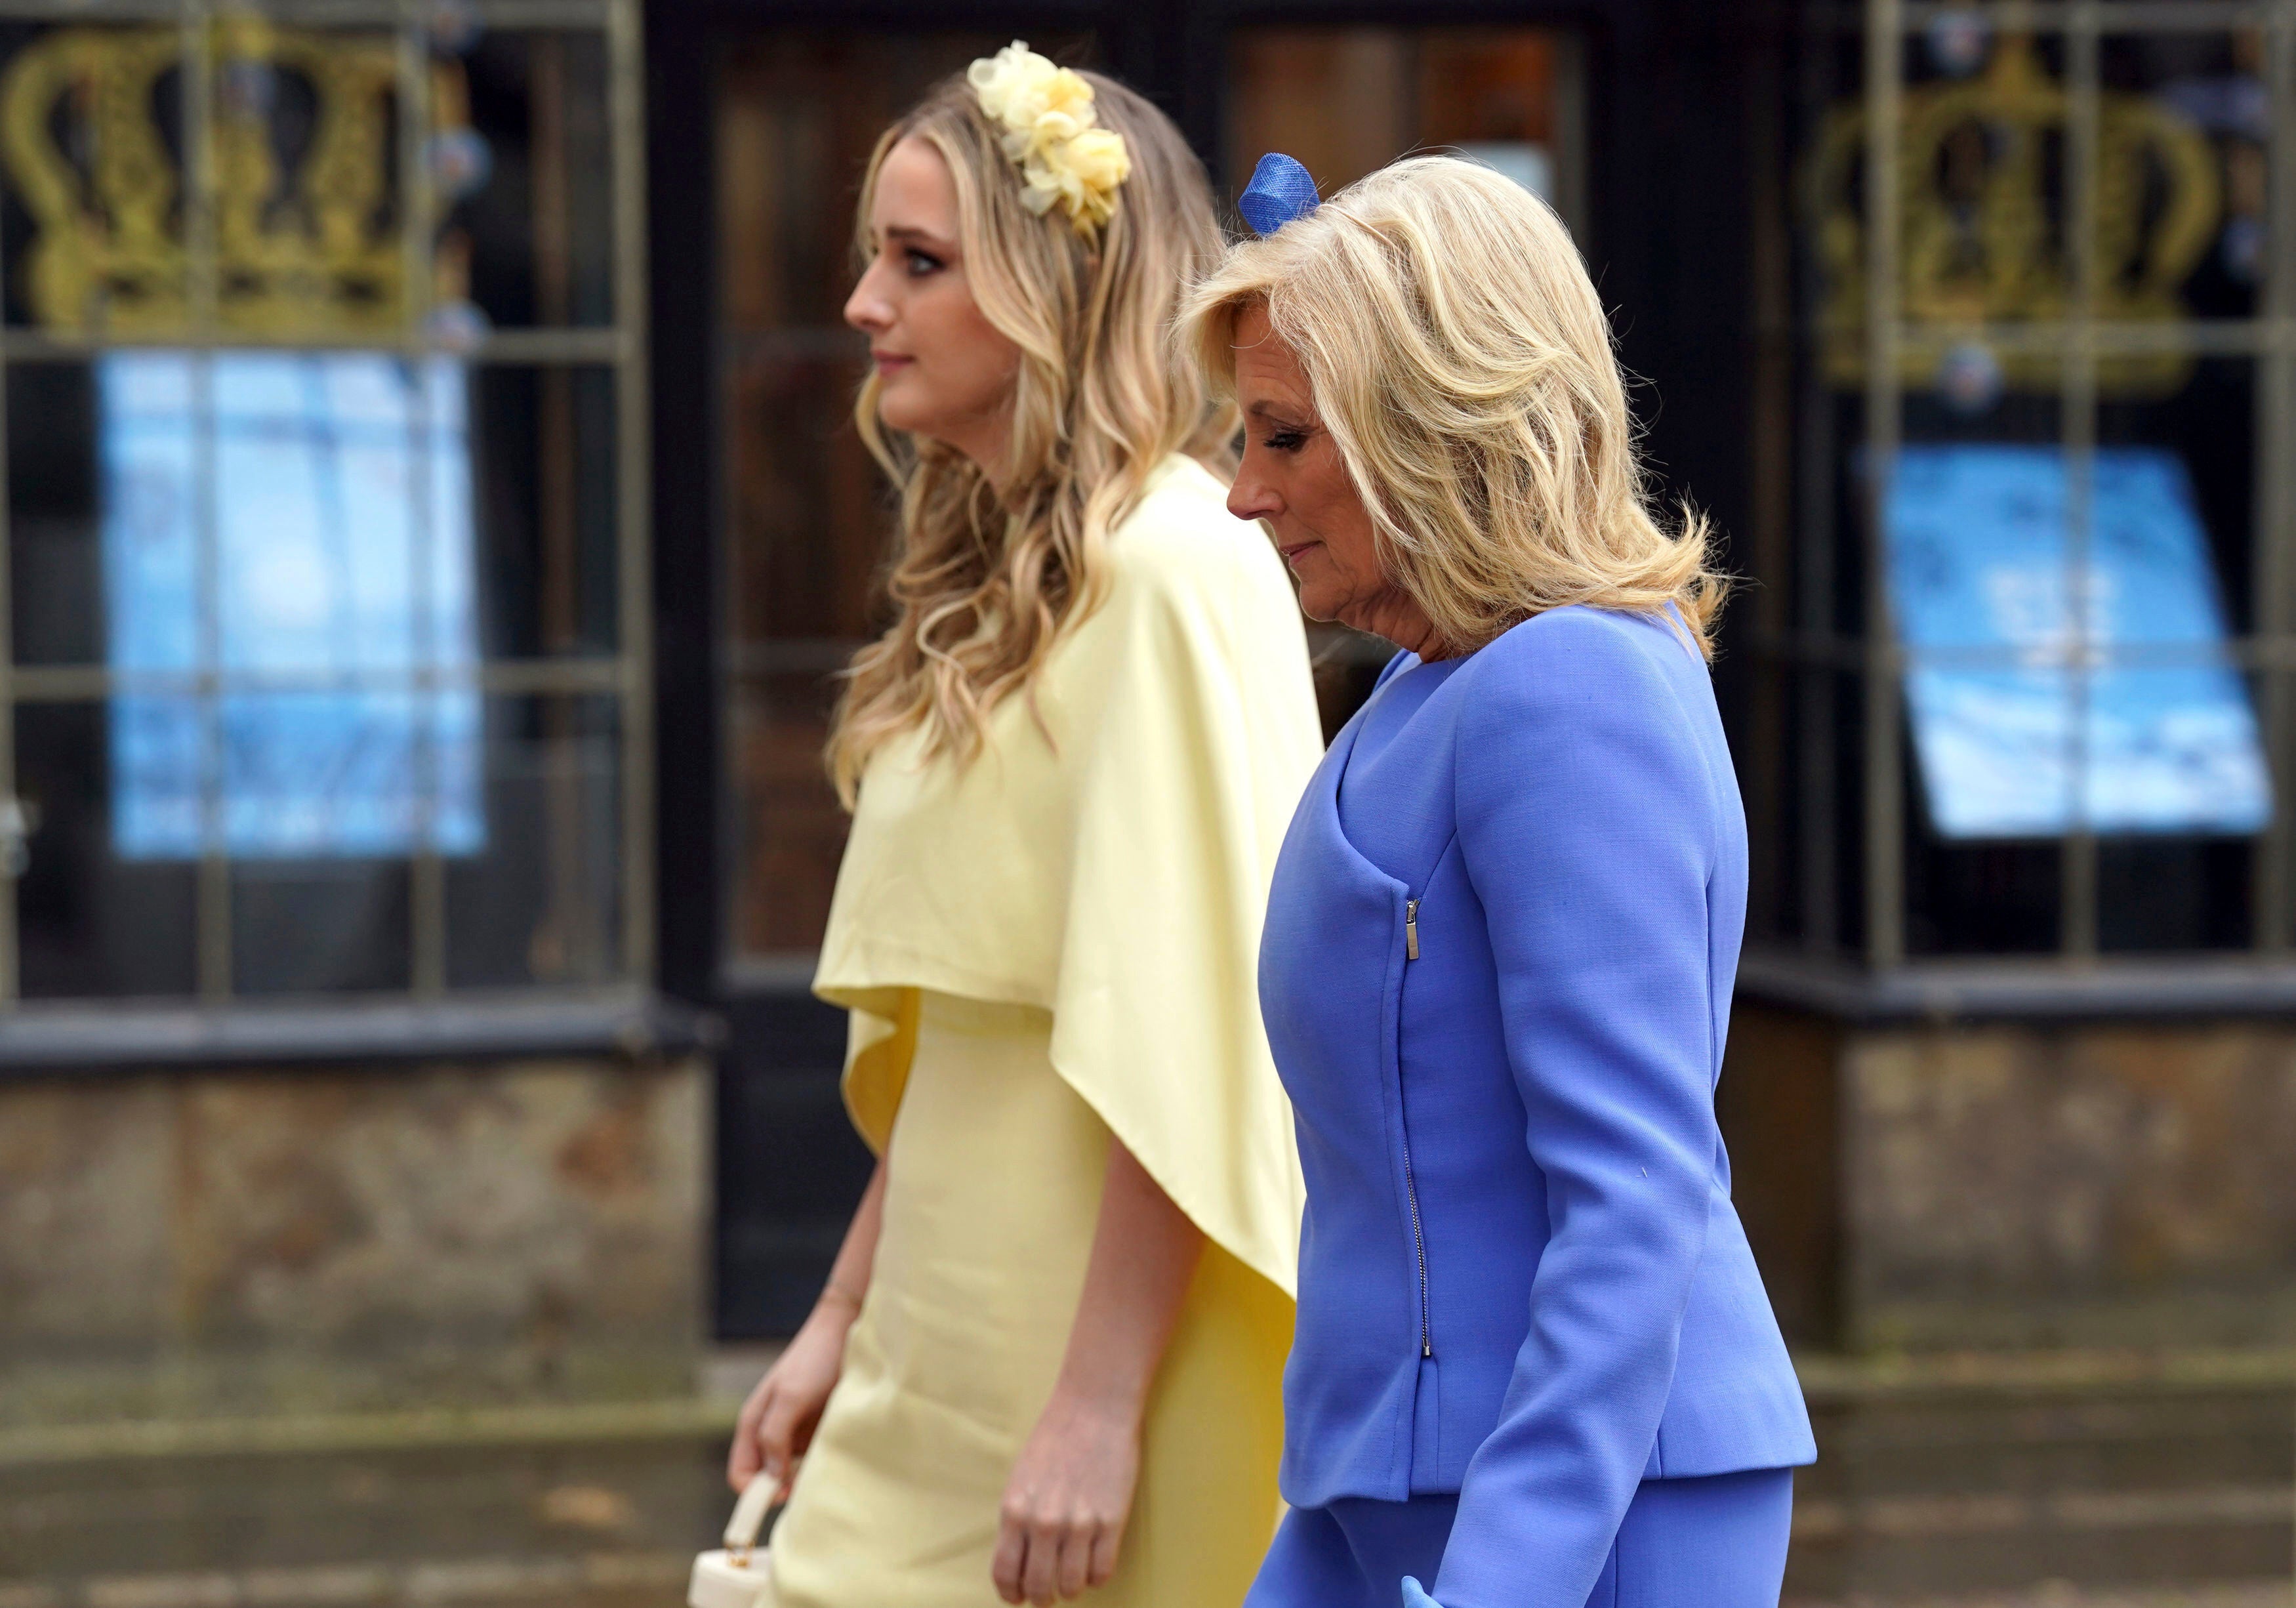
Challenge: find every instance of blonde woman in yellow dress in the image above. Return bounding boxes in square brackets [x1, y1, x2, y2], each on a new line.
[723, 45, 1322, 1608]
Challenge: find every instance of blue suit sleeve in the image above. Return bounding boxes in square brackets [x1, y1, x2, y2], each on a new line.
[1431, 613, 1723, 1608]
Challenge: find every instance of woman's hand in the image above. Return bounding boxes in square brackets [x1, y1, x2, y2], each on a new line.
[726, 1159, 888, 1500]
[989, 1136, 1201, 1605]
[991, 1387, 1141, 1605]
[726, 1287, 860, 1499]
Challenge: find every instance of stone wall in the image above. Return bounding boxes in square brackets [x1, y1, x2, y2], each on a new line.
[1725, 1005, 2296, 1353]
[0, 1054, 708, 1428]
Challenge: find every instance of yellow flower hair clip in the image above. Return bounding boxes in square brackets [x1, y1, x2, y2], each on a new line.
[966, 41, 1132, 242]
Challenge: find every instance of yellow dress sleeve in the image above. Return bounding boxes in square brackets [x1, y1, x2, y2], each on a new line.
[837, 986, 920, 1157]
[813, 455, 1324, 1296]
[1038, 496, 1323, 1299]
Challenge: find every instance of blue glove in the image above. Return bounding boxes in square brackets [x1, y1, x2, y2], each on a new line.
[1401, 1577, 1442, 1608]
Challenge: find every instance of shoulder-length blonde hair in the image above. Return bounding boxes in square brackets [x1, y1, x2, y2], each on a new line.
[1178, 154, 1726, 659]
[825, 68, 1234, 804]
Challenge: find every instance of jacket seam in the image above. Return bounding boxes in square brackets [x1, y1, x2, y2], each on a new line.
[1332, 708, 1419, 1497]
[1383, 920, 1412, 1493]
[1646, 636, 1727, 1083]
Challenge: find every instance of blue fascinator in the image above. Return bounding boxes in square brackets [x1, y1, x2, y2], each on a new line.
[1238, 152, 1320, 236]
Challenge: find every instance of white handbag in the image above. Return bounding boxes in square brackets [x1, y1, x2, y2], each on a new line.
[689, 1474, 779, 1608]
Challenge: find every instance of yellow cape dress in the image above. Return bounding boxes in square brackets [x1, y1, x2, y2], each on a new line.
[767, 454, 1323, 1608]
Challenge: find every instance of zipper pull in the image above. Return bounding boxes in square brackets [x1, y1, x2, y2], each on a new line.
[1405, 899, 1420, 960]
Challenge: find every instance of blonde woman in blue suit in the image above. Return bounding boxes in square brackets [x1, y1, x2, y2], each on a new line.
[1179, 154, 1816, 1608]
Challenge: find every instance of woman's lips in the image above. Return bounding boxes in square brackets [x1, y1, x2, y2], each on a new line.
[1277, 540, 1320, 566]
[872, 352, 913, 377]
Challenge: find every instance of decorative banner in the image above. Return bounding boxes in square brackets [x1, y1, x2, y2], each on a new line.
[104, 351, 485, 859]
[1883, 444, 2271, 839]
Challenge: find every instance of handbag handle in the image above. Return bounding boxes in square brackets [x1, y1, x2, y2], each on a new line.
[724, 1475, 777, 1563]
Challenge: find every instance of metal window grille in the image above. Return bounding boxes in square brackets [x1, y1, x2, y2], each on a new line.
[0, 0, 652, 1005]
[1767, 0, 2296, 964]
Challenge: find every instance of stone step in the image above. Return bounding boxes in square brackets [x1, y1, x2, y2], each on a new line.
[0, 1410, 732, 1592]
[4, 1363, 2288, 1605]
[0, 1554, 691, 1608]
[1788, 1358, 2294, 1600]
[1787, 1586, 2291, 1608]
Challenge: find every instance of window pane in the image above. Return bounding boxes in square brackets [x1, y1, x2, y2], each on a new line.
[2099, 827, 2253, 953]
[1885, 442, 2264, 842]
[215, 686, 478, 861]
[451, 29, 617, 330]
[231, 852, 411, 995]
[0, 7, 635, 1006]
[1833, 385, 2064, 648]
[8, 363, 102, 667]
[2102, 30, 2270, 325]
[470, 363, 619, 658]
[1776, 665, 1867, 954]
[1880, 402, 2268, 956]
[1227, 27, 1583, 228]
[16, 700, 197, 1000]
[2100, 356, 2257, 630]
[1788, 14, 2282, 961]
[1808, 31, 2076, 388]
[718, 32, 1094, 335]
[0, 24, 188, 334]
[445, 693, 619, 987]
[1905, 837, 2063, 957]
[715, 30, 1092, 963]
[2094, 352, 2263, 953]
[0, 20, 427, 340]
[728, 666, 845, 958]
[724, 344, 878, 650]
[0, 17, 622, 339]
[3, 368, 613, 682]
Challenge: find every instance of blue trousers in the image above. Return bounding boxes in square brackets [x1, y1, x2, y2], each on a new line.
[1245, 1468, 1795, 1608]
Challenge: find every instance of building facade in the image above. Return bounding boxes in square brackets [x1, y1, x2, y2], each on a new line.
[0, 0, 2290, 1596]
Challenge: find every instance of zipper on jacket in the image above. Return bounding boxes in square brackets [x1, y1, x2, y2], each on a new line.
[1401, 1134, 1433, 1357]
[1400, 894, 1431, 1358]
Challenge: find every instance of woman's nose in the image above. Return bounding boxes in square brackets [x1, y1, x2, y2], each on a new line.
[1227, 469, 1280, 524]
[845, 266, 892, 335]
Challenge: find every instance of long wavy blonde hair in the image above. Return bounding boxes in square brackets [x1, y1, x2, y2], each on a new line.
[826, 70, 1234, 804]
[1179, 155, 1726, 658]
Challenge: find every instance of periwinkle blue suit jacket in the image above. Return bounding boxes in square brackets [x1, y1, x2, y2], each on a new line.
[1258, 606, 1816, 1608]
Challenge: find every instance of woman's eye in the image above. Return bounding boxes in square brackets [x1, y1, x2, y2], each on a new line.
[903, 249, 943, 276]
[1261, 430, 1306, 453]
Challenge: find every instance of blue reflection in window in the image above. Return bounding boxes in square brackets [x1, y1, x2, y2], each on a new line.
[104, 352, 485, 859]
[1884, 445, 2270, 839]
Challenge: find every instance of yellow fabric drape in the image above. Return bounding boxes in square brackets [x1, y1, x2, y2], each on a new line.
[814, 452, 1322, 1298]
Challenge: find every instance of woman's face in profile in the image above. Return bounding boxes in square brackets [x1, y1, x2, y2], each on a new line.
[1226, 304, 1438, 655]
[844, 137, 1023, 468]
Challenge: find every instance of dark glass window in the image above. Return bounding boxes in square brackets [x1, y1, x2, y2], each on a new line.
[1755, 11, 2292, 962]
[0, 3, 644, 1004]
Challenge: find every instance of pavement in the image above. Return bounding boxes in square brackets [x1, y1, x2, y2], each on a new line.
[1, 1344, 2287, 1608]
[1792, 1592, 2293, 1608]
[2, 1558, 2287, 1607]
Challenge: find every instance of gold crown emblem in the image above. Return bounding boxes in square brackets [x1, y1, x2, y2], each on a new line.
[1808, 35, 2224, 398]
[0, 17, 472, 339]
